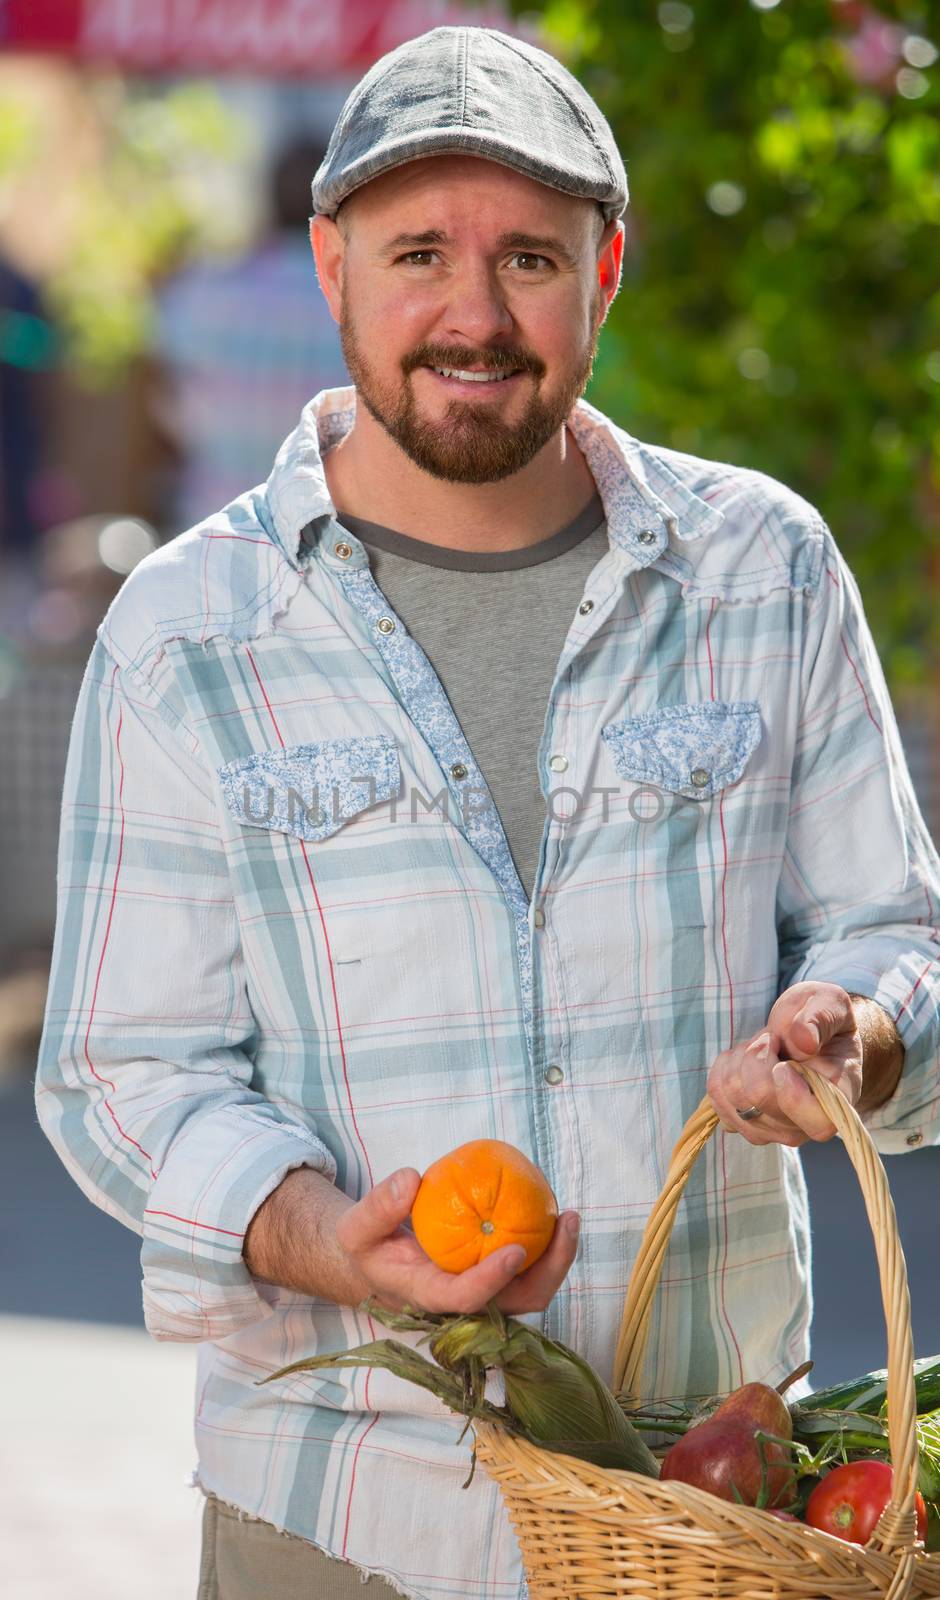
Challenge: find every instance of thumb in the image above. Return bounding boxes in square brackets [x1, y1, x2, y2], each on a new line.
[340, 1168, 421, 1253]
[784, 998, 849, 1059]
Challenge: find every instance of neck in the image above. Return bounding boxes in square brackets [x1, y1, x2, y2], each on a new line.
[322, 395, 597, 553]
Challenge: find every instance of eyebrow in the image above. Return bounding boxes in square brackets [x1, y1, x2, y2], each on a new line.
[496, 231, 578, 268]
[377, 229, 579, 268]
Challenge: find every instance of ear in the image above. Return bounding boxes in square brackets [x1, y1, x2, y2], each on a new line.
[597, 220, 625, 320]
[309, 215, 344, 324]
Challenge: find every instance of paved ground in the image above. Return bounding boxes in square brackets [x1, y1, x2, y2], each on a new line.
[0, 1076, 203, 1598]
[0, 1314, 201, 1599]
[3, 1071, 939, 1597]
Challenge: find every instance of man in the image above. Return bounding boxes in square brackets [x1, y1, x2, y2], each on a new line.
[152, 135, 348, 532]
[36, 24, 940, 1600]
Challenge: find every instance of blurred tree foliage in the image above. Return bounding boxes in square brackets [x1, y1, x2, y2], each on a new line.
[0, 78, 246, 386]
[514, 0, 940, 685]
[57, 83, 248, 383]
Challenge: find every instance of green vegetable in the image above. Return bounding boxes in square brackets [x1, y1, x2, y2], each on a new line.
[789, 1405, 891, 1452]
[797, 1355, 940, 1419]
[915, 1411, 940, 1504]
[789, 1405, 940, 1514]
[258, 1298, 660, 1485]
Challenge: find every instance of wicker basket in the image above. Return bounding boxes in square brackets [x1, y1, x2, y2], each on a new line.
[473, 1062, 940, 1599]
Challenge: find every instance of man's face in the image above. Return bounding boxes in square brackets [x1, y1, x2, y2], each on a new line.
[314, 156, 622, 484]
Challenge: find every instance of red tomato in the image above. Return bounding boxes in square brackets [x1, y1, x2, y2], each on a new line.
[805, 1461, 927, 1546]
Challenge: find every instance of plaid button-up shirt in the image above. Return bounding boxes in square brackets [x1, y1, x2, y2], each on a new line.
[36, 387, 940, 1599]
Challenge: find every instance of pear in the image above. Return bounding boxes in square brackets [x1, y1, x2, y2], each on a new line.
[659, 1381, 798, 1508]
[659, 1417, 796, 1507]
[710, 1381, 793, 1442]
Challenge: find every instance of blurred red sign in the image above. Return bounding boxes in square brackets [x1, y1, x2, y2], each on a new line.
[1, 0, 513, 75]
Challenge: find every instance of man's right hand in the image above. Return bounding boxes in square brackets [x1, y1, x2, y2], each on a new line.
[338, 1167, 581, 1315]
[244, 1163, 580, 1315]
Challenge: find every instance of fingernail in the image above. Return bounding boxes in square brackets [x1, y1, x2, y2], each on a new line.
[772, 1062, 792, 1089]
[566, 1213, 581, 1238]
[389, 1173, 402, 1201]
[749, 1032, 772, 1058]
[506, 1246, 527, 1269]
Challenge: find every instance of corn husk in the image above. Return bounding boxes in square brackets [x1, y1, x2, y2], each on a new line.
[259, 1297, 660, 1485]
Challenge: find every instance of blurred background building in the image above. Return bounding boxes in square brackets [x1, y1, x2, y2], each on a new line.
[0, 2, 938, 1596]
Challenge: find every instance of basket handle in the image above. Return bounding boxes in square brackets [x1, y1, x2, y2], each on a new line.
[611, 1062, 922, 1562]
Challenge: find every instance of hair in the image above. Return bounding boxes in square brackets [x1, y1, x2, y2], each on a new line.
[334, 196, 352, 239]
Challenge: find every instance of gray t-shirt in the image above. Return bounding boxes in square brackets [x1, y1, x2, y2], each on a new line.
[337, 495, 608, 900]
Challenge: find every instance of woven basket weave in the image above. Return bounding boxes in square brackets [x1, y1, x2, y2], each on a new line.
[473, 1062, 940, 1599]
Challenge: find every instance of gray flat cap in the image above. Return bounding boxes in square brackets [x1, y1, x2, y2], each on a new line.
[311, 26, 627, 223]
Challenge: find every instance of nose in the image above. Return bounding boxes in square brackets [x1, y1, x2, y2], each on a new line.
[441, 260, 514, 346]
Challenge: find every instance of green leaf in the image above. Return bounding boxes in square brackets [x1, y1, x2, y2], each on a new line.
[506, 0, 940, 689]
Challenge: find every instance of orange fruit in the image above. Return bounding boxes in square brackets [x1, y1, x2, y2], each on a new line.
[410, 1138, 558, 1275]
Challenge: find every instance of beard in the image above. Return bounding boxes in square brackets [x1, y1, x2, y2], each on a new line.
[339, 287, 601, 485]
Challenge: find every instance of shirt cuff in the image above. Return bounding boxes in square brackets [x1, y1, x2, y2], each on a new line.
[140, 1103, 337, 1342]
[784, 935, 940, 1155]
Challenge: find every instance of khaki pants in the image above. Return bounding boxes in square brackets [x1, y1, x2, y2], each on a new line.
[198, 1492, 405, 1598]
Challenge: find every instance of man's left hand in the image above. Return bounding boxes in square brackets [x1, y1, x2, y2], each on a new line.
[706, 982, 863, 1146]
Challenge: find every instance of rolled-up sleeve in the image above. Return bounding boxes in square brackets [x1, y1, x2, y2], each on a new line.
[775, 526, 940, 1155]
[35, 636, 337, 1341]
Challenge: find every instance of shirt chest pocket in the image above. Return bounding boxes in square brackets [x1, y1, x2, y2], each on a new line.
[218, 734, 401, 842]
[601, 699, 763, 801]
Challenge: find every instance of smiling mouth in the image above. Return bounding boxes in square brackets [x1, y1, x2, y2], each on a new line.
[428, 366, 522, 384]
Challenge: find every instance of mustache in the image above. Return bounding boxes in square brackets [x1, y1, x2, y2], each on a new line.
[402, 342, 545, 378]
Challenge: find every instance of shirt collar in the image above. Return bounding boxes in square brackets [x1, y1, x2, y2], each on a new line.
[264, 386, 725, 572]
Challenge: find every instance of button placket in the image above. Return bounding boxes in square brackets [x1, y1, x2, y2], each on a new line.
[327, 558, 541, 1055]
[313, 519, 371, 571]
[535, 648, 584, 907]
[554, 554, 629, 695]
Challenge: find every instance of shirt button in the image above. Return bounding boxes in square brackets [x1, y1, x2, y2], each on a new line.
[906, 1131, 923, 1146]
[533, 908, 546, 929]
[690, 767, 711, 788]
[450, 762, 468, 780]
[376, 616, 396, 635]
[544, 1064, 564, 1086]
[334, 541, 352, 560]
[548, 754, 569, 774]
[637, 528, 657, 546]
[578, 599, 594, 616]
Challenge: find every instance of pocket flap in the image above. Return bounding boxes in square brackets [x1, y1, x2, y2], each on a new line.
[218, 735, 400, 841]
[602, 700, 762, 800]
